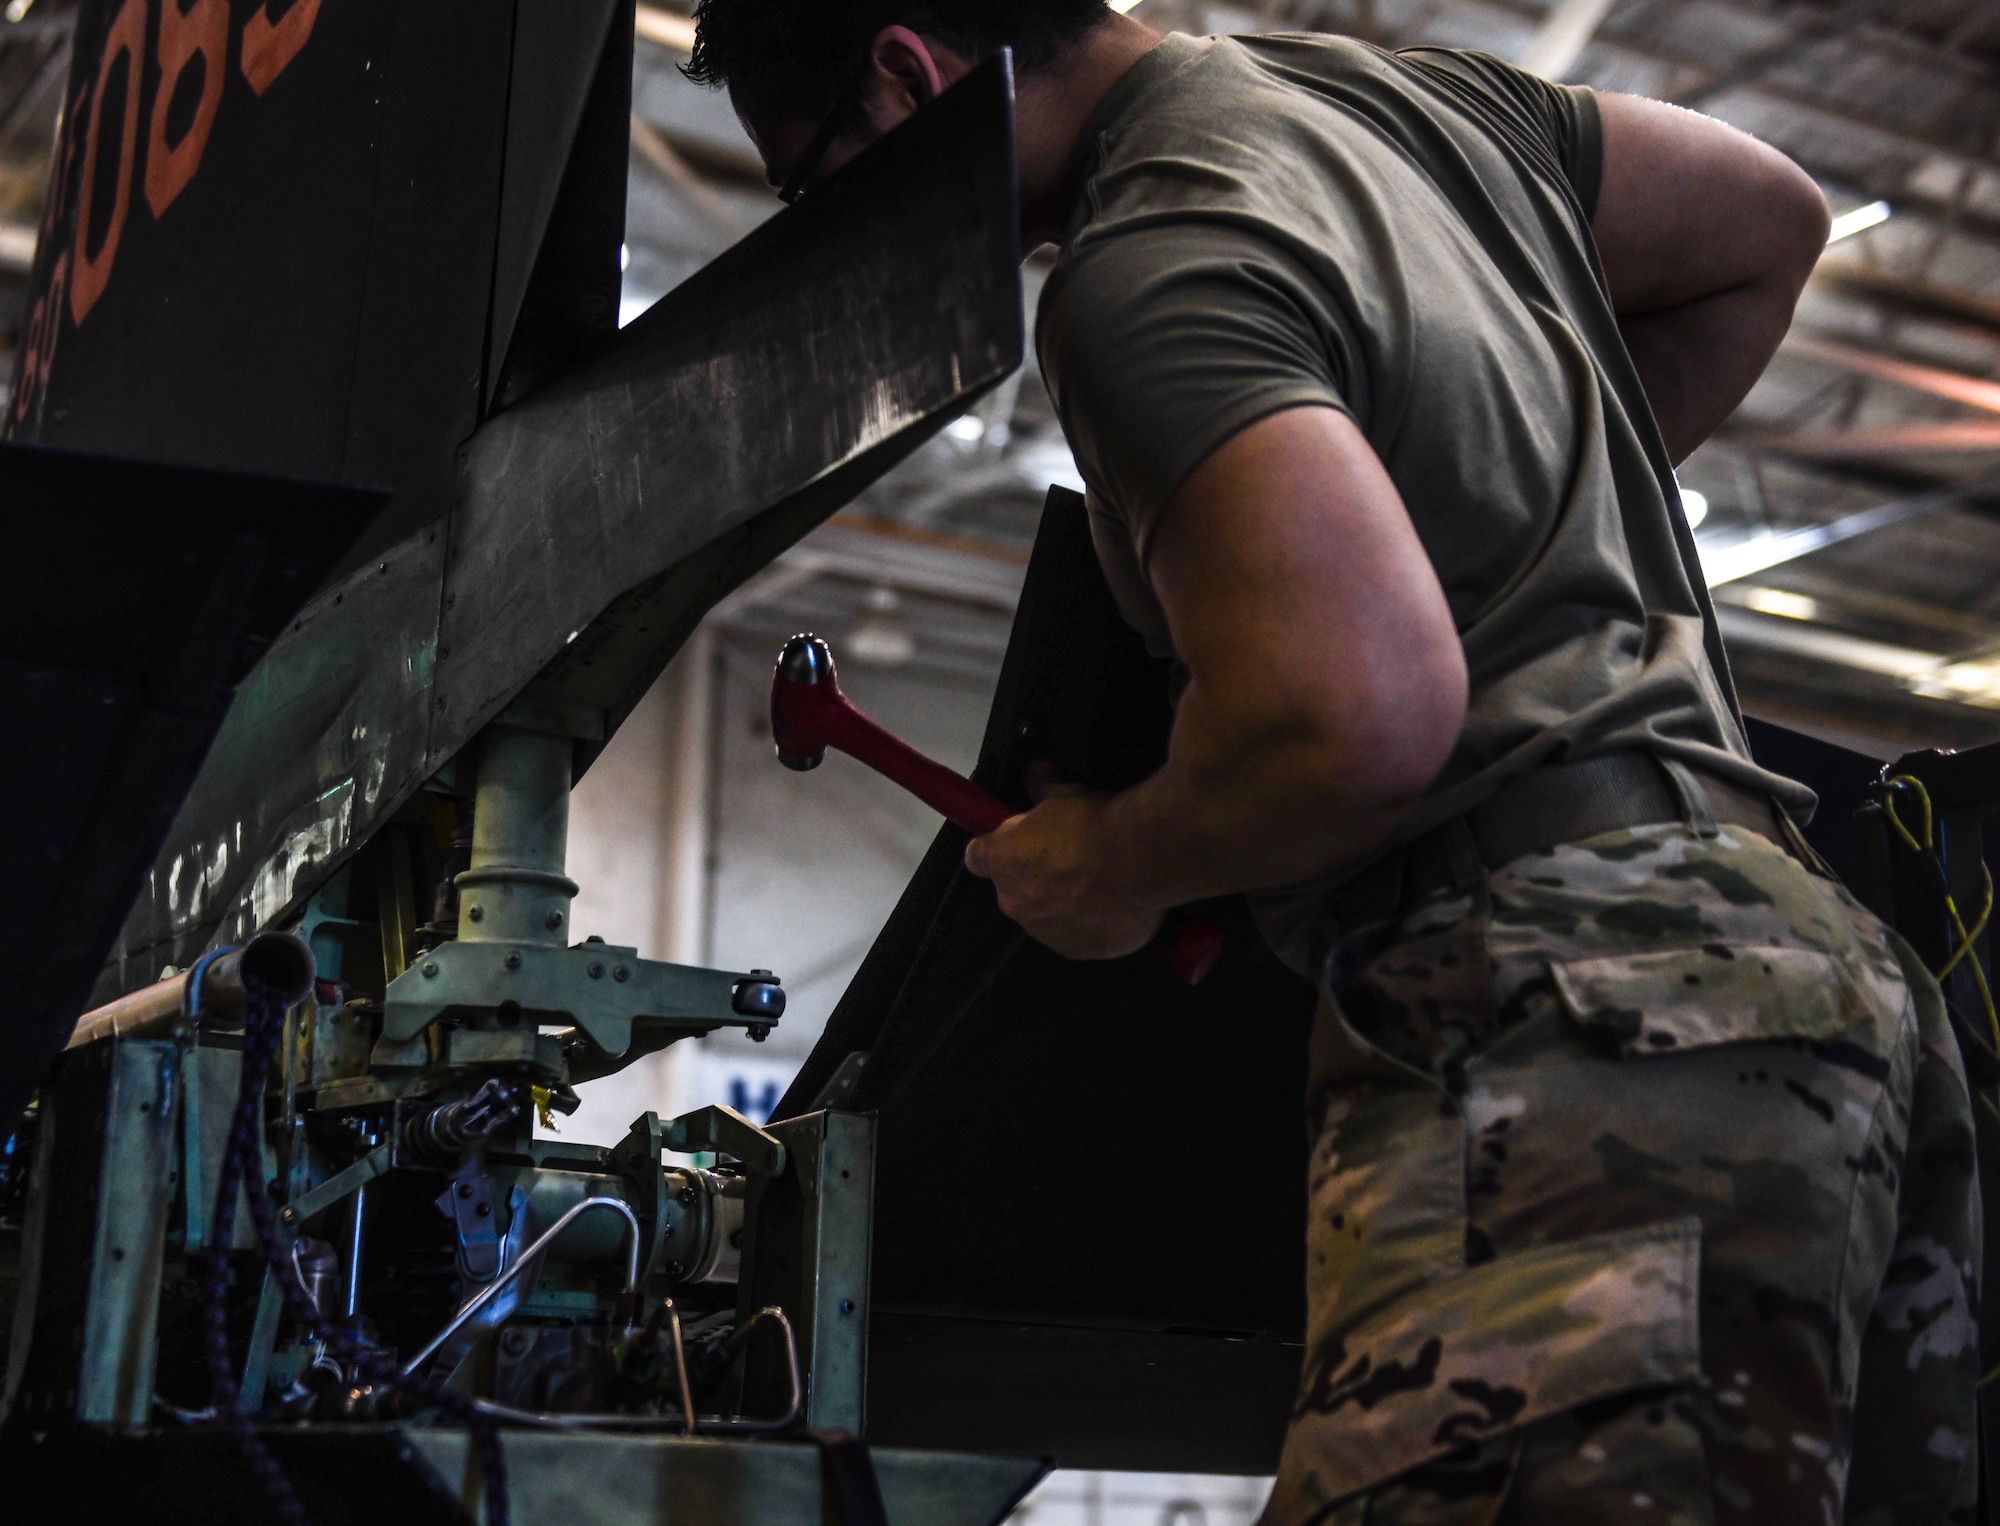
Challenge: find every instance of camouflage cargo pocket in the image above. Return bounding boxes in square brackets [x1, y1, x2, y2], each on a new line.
[1266, 1216, 1702, 1518]
[1549, 944, 1866, 1057]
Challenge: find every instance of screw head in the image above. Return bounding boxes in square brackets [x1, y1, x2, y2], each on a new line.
[613, 965, 629, 982]
[467, 905, 484, 922]
[546, 910, 564, 929]
[281, 1207, 298, 1224]
[588, 962, 604, 979]
[456, 1182, 473, 1198]
[504, 952, 521, 971]
[422, 962, 438, 978]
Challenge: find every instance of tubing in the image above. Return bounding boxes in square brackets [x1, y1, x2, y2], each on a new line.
[65, 930, 317, 1049]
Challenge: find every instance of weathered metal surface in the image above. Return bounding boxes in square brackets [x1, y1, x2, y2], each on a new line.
[435, 55, 1024, 764]
[742, 1109, 877, 1433]
[90, 56, 1021, 1002]
[76, 1039, 181, 1426]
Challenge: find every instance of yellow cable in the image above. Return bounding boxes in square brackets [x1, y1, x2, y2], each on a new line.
[1879, 775, 2000, 1052]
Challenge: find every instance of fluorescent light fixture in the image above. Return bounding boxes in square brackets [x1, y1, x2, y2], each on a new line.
[1678, 485, 1707, 529]
[619, 243, 630, 272]
[1825, 200, 1891, 245]
[0, 220, 36, 273]
[1108, 0, 1145, 11]
[1738, 586, 1819, 622]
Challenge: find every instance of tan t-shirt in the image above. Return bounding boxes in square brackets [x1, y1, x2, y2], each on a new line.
[1035, 32, 1813, 974]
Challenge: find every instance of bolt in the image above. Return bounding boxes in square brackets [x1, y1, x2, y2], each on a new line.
[475, 1201, 491, 1217]
[588, 962, 603, 979]
[677, 1186, 697, 1206]
[750, 969, 775, 979]
[468, 905, 484, 923]
[422, 962, 438, 978]
[456, 1182, 473, 1199]
[500, 1328, 533, 1358]
[281, 1207, 298, 1224]
[751, 1026, 768, 1043]
[613, 965, 629, 982]
[504, 952, 521, 971]
[546, 910, 564, 929]
[585, 934, 605, 944]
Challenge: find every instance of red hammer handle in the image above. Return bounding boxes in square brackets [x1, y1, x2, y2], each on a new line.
[775, 645, 1223, 984]
[809, 688, 1014, 836]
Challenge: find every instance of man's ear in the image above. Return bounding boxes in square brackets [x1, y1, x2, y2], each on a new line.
[860, 25, 971, 130]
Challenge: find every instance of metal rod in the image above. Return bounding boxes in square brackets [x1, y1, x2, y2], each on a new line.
[402, 1197, 641, 1376]
[65, 930, 316, 1049]
[342, 1185, 368, 1321]
[664, 1298, 696, 1437]
[464, 1307, 804, 1433]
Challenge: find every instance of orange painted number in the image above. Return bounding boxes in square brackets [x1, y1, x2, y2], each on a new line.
[68, 0, 147, 326]
[145, 0, 229, 218]
[240, 0, 323, 97]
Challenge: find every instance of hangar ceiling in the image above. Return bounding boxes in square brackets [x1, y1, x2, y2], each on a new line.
[4, 0, 1999, 760]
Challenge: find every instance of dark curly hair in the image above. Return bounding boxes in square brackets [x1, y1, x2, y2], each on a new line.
[684, 0, 1112, 130]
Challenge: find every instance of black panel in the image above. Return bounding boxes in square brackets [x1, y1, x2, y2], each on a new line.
[1742, 715, 1881, 889]
[871, 1313, 1299, 1474]
[0, 1426, 468, 1525]
[792, 488, 1317, 1468]
[0, 441, 382, 1132]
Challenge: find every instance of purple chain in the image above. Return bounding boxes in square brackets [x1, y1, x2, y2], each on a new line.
[204, 974, 511, 1525]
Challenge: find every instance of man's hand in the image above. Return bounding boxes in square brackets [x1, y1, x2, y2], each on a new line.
[962, 772, 1166, 959]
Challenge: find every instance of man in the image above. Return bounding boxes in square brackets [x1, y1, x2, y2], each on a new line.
[687, 3, 1981, 1519]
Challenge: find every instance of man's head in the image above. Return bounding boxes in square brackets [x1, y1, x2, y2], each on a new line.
[685, 0, 1116, 202]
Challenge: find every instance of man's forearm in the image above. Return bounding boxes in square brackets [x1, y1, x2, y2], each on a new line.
[1092, 677, 1442, 914]
[1619, 274, 1802, 463]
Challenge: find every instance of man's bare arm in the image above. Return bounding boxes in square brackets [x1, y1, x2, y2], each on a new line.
[1592, 93, 1828, 463]
[964, 406, 1466, 958]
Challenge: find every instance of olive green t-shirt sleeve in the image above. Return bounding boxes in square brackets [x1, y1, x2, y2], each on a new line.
[1400, 48, 1603, 217]
[1037, 222, 1362, 566]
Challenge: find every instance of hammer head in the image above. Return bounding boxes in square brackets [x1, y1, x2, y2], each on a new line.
[771, 633, 838, 771]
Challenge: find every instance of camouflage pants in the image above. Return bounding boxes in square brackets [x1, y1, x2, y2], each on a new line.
[1261, 822, 1982, 1526]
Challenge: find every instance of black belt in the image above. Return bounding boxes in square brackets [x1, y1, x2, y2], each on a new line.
[1329, 751, 1795, 933]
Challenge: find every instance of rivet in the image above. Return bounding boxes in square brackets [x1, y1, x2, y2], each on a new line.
[422, 963, 438, 978]
[456, 1183, 473, 1198]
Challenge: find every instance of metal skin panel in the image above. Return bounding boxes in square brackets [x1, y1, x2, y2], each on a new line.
[77, 1039, 181, 1426]
[5, 0, 513, 577]
[435, 56, 1024, 771]
[740, 1109, 877, 1433]
[82, 54, 1021, 1000]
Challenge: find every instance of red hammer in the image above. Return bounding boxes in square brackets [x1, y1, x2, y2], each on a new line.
[770, 633, 1224, 985]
